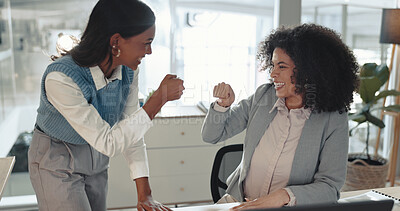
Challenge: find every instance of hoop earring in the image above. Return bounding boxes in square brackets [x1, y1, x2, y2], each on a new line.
[112, 45, 121, 58]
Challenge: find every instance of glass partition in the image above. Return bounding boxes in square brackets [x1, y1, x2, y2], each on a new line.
[172, 7, 273, 105]
[0, 0, 15, 122]
[302, 2, 393, 157]
[0, 0, 98, 198]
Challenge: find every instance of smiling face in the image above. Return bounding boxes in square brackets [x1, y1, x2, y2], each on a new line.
[118, 24, 155, 70]
[270, 47, 303, 109]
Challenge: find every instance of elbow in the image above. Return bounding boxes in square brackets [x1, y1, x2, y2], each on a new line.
[202, 135, 219, 144]
[99, 145, 117, 157]
[201, 128, 220, 144]
[321, 180, 343, 203]
[201, 133, 221, 144]
[201, 125, 213, 143]
[97, 138, 122, 158]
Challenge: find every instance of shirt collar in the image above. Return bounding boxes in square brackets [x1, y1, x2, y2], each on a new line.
[269, 98, 312, 119]
[269, 98, 287, 113]
[90, 65, 123, 91]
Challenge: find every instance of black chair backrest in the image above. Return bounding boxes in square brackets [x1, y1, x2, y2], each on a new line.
[210, 144, 243, 203]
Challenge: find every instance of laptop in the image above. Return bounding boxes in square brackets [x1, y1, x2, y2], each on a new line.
[250, 200, 394, 211]
[0, 157, 15, 201]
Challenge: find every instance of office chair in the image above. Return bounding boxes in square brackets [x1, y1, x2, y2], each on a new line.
[210, 144, 243, 203]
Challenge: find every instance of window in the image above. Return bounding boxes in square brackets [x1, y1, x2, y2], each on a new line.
[171, 8, 272, 105]
[138, 0, 172, 98]
[0, 0, 98, 197]
[302, 1, 396, 157]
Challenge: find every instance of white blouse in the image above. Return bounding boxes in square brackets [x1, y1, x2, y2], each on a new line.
[214, 98, 311, 205]
[45, 65, 152, 180]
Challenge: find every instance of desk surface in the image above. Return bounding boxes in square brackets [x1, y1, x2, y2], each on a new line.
[173, 187, 400, 211]
[173, 202, 240, 211]
[341, 186, 400, 198]
[0, 157, 15, 200]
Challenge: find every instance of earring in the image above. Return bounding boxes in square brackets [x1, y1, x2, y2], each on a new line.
[112, 45, 121, 58]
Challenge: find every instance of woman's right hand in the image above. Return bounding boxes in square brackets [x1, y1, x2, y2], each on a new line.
[143, 74, 184, 120]
[213, 82, 235, 107]
[157, 74, 185, 103]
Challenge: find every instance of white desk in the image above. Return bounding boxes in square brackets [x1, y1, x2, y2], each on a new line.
[172, 202, 239, 211]
[0, 157, 15, 200]
[340, 186, 400, 211]
[171, 187, 400, 211]
[341, 186, 400, 199]
[0, 195, 37, 211]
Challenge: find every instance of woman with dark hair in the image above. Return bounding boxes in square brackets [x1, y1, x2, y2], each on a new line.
[28, 0, 182, 210]
[202, 24, 359, 210]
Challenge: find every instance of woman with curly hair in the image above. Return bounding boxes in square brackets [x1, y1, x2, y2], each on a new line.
[202, 23, 359, 210]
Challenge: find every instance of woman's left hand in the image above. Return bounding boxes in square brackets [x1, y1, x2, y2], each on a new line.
[137, 195, 171, 211]
[231, 189, 290, 210]
[135, 177, 172, 211]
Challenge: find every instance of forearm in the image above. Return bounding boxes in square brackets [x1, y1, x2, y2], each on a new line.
[232, 188, 290, 210]
[142, 89, 165, 120]
[288, 181, 341, 205]
[142, 74, 185, 120]
[201, 101, 250, 144]
[201, 104, 231, 144]
[123, 138, 149, 180]
[135, 177, 152, 201]
[135, 177, 171, 211]
[273, 189, 290, 206]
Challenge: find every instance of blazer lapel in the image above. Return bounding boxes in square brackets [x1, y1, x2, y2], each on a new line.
[240, 89, 278, 182]
[288, 111, 328, 185]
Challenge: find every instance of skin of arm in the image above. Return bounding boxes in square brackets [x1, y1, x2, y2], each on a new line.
[135, 177, 171, 211]
[142, 74, 184, 120]
[232, 189, 290, 210]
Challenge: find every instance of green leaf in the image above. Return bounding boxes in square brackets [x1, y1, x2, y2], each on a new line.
[359, 63, 389, 84]
[359, 63, 377, 77]
[349, 122, 362, 136]
[348, 112, 367, 123]
[358, 63, 389, 104]
[374, 64, 389, 85]
[375, 90, 400, 102]
[359, 76, 383, 103]
[349, 63, 391, 131]
[372, 105, 400, 113]
[364, 112, 385, 128]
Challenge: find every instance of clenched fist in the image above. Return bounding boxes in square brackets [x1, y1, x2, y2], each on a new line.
[157, 74, 185, 103]
[143, 74, 185, 120]
[213, 82, 235, 107]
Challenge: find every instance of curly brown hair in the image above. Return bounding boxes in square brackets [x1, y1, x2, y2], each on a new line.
[258, 23, 359, 113]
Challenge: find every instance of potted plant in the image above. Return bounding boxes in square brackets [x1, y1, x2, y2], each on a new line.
[343, 63, 400, 191]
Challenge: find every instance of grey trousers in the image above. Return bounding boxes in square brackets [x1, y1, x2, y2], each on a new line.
[28, 128, 109, 211]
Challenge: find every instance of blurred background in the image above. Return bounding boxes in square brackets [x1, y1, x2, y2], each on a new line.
[0, 0, 395, 120]
[0, 0, 399, 210]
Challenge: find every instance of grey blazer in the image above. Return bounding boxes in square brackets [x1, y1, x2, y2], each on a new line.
[202, 83, 349, 205]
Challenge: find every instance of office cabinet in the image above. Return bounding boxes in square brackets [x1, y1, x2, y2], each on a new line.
[107, 106, 245, 209]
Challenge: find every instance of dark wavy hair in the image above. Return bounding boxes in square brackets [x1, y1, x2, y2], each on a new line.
[53, 0, 155, 72]
[258, 23, 359, 113]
